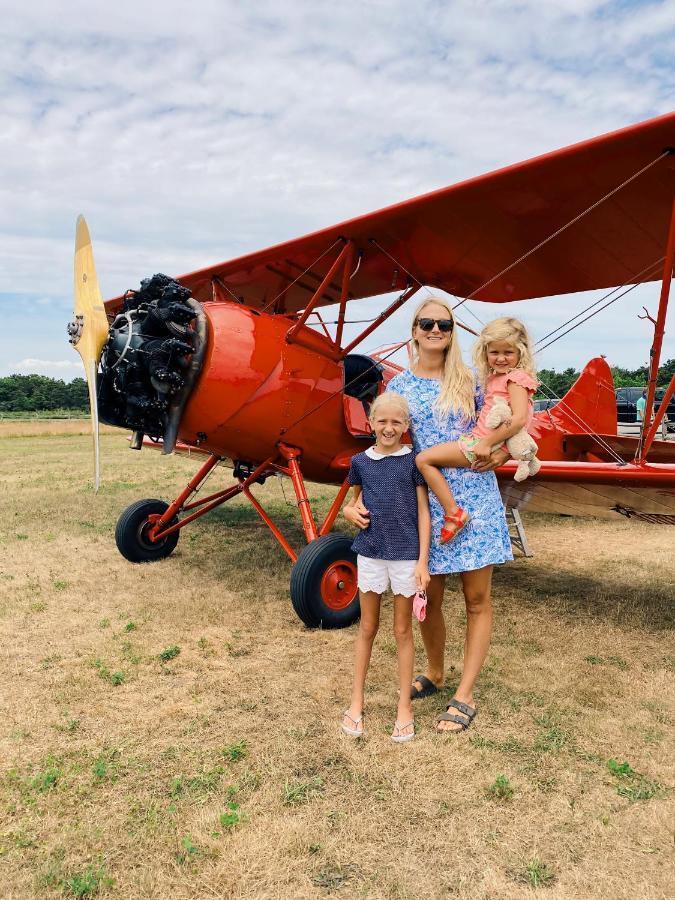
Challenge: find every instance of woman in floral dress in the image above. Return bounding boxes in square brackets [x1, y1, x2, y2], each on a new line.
[344, 296, 511, 733]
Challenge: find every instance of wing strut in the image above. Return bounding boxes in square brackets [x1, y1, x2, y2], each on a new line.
[637, 193, 675, 463]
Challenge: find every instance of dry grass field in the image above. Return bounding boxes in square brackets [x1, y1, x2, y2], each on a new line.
[1, 422, 673, 899]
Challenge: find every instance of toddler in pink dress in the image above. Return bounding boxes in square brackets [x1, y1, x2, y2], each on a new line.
[416, 317, 539, 543]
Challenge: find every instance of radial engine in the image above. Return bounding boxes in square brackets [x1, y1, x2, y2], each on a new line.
[94, 274, 207, 452]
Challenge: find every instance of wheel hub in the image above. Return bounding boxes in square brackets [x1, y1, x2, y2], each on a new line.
[320, 560, 357, 611]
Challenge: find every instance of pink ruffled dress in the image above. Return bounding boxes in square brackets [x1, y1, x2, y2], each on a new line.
[459, 369, 537, 459]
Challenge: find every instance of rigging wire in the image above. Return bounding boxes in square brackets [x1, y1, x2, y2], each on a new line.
[534, 257, 665, 349]
[213, 277, 243, 304]
[452, 149, 670, 311]
[525, 256, 666, 460]
[259, 237, 345, 315]
[537, 276, 659, 353]
[534, 378, 627, 466]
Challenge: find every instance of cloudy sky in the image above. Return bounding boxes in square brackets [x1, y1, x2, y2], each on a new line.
[1, 0, 674, 380]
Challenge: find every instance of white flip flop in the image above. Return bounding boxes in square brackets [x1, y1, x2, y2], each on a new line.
[341, 711, 364, 738]
[391, 720, 415, 743]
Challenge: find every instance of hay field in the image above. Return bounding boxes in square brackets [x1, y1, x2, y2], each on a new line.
[1, 423, 673, 899]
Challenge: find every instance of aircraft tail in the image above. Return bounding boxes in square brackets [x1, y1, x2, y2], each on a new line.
[546, 357, 617, 435]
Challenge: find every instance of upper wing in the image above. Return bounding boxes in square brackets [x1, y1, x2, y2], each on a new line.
[106, 111, 675, 315]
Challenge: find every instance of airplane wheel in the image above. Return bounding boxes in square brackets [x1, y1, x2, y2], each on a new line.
[290, 534, 359, 629]
[115, 499, 180, 563]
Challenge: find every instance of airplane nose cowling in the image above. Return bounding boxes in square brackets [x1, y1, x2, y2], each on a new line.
[97, 275, 207, 452]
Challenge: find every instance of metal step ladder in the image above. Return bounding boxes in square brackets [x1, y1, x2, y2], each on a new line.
[506, 507, 533, 557]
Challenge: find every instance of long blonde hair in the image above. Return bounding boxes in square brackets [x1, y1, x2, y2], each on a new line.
[410, 296, 475, 421]
[472, 317, 537, 387]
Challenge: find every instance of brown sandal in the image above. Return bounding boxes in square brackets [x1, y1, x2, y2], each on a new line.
[439, 508, 470, 544]
[436, 699, 476, 733]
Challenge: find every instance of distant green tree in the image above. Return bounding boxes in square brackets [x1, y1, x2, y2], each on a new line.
[611, 366, 646, 388]
[536, 359, 674, 399]
[0, 374, 89, 413]
[66, 378, 88, 408]
[657, 358, 674, 386]
[536, 367, 579, 399]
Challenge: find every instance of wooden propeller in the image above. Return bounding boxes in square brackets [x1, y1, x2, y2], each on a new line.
[68, 216, 110, 491]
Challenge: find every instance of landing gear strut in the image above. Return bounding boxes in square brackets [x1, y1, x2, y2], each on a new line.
[114, 444, 359, 628]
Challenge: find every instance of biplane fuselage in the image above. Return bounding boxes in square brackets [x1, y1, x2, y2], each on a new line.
[179, 301, 381, 483]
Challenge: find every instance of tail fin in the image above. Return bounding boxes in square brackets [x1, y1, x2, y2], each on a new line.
[547, 357, 617, 435]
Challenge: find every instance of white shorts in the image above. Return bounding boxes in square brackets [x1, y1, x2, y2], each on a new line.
[357, 555, 417, 597]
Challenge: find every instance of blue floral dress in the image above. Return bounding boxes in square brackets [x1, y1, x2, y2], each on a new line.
[387, 369, 513, 575]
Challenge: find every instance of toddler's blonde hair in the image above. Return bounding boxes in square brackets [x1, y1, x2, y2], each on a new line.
[409, 296, 475, 421]
[369, 391, 410, 424]
[472, 317, 536, 386]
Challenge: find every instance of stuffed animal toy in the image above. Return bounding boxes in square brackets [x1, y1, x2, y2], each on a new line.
[485, 396, 541, 482]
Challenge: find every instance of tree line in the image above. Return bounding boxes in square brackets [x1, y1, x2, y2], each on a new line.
[0, 375, 89, 413]
[536, 359, 675, 398]
[0, 363, 673, 413]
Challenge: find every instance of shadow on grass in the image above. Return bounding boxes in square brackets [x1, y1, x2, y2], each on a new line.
[183, 502, 356, 589]
[496, 561, 674, 630]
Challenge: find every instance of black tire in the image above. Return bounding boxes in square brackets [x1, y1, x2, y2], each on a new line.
[115, 499, 180, 563]
[290, 534, 359, 629]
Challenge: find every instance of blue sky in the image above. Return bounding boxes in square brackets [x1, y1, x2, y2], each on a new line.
[1, 0, 674, 380]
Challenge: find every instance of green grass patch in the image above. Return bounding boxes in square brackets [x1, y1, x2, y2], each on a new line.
[283, 776, 325, 806]
[92, 658, 125, 686]
[221, 741, 248, 762]
[486, 774, 515, 801]
[219, 797, 247, 829]
[92, 749, 120, 781]
[63, 865, 112, 896]
[606, 758, 662, 802]
[30, 766, 61, 793]
[585, 654, 629, 670]
[169, 766, 227, 800]
[176, 835, 200, 865]
[517, 858, 556, 888]
[470, 734, 528, 755]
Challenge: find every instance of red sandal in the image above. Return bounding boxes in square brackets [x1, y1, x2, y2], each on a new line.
[439, 508, 471, 544]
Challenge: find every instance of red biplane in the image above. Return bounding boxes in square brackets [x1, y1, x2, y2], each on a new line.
[68, 111, 675, 627]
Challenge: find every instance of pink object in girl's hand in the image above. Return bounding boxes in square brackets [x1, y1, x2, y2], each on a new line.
[413, 590, 427, 622]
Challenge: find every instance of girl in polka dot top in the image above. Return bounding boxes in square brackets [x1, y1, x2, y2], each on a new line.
[341, 392, 431, 744]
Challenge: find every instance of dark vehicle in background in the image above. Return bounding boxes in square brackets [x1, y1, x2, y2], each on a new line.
[533, 398, 558, 413]
[615, 386, 675, 429]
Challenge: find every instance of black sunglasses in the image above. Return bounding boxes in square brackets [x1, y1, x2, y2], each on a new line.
[415, 317, 454, 333]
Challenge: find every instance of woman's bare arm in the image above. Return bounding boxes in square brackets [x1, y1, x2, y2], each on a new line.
[414, 485, 431, 590]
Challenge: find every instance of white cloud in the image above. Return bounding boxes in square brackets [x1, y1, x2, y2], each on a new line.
[1, 1, 673, 376]
[8, 358, 84, 377]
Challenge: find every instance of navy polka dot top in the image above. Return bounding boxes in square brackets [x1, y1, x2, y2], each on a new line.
[347, 448, 425, 561]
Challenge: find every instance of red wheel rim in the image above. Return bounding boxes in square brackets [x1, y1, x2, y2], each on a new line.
[320, 560, 358, 611]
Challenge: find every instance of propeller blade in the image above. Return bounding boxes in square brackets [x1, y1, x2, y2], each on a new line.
[69, 215, 110, 491]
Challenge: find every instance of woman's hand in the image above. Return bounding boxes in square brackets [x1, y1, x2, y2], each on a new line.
[343, 498, 370, 530]
[472, 446, 510, 472]
[414, 561, 430, 592]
